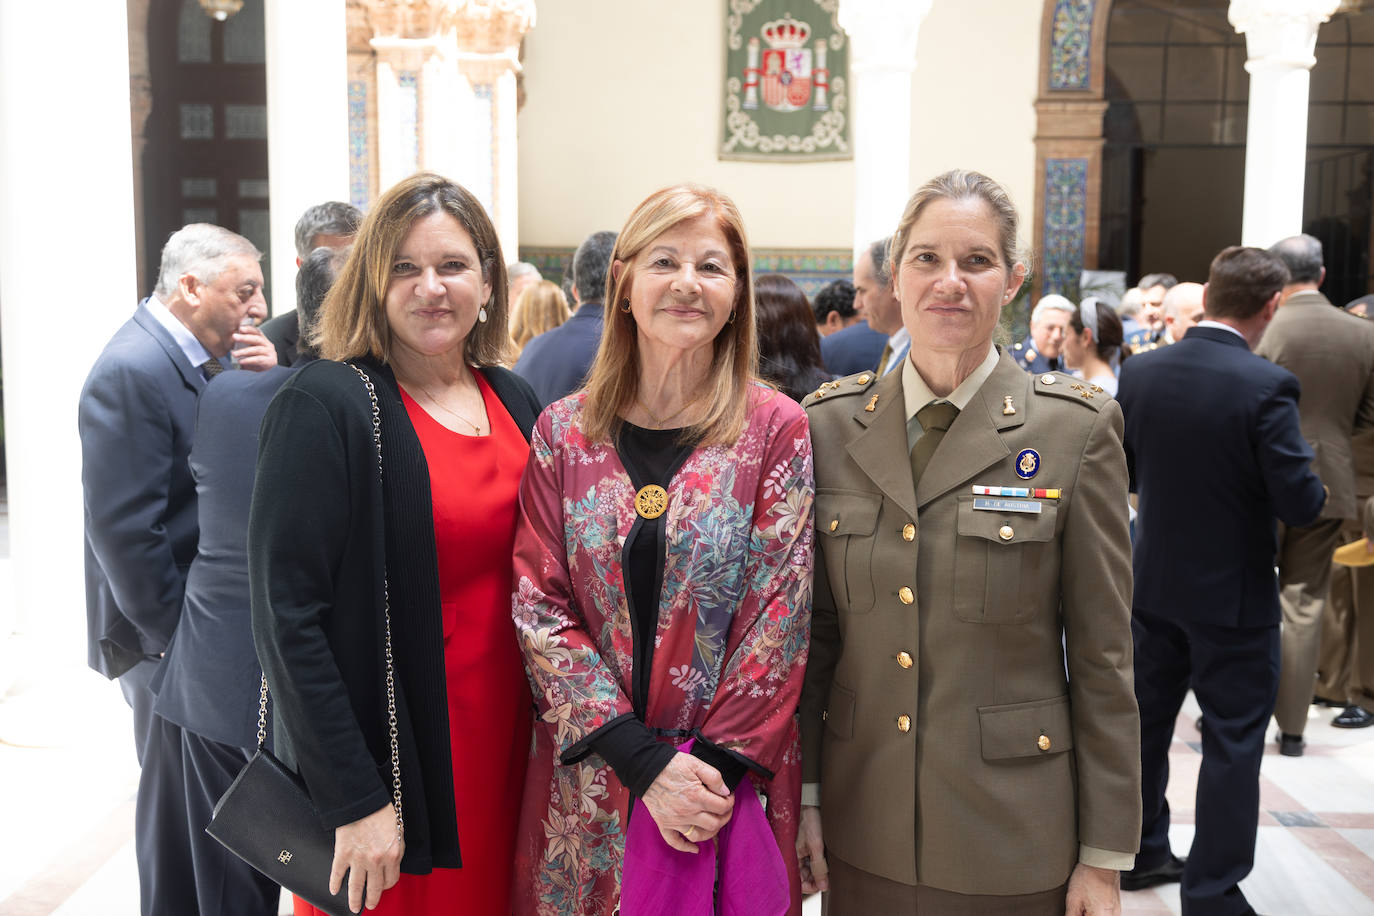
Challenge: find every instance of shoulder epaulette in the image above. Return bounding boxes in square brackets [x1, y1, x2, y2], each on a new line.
[1032, 371, 1107, 411]
[802, 371, 877, 408]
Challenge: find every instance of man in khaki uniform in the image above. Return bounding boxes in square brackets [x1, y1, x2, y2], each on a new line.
[1257, 234, 1374, 755]
[798, 170, 1139, 915]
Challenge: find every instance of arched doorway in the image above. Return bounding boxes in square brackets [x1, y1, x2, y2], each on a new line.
[1035, 0, 1374, 304]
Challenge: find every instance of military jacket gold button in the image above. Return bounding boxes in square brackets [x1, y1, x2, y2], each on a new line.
[999, 525, 1014, 541]
[898, 586, 914, 604]
[902, 523, 915, 542]
[857, 374, 871, 385]
[897, 715, 912, 733]
[829, 519, 839, 532]
[896, 651, 913, 669]
[1037, 734, 1051, 751]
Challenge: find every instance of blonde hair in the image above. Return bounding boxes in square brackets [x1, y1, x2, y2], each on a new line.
[509, 280, 571, 354]
[581, 184, 757, 446]
[889, 169, 1029, 277]
[311, 172, 511, 366]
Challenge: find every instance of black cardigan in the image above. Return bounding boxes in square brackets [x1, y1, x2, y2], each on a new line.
[248, 357, 539, 873]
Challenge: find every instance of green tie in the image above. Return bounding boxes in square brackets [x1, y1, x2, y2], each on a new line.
[910, 402, 959, 485]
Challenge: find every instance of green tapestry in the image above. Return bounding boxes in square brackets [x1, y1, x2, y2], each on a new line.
[720, 0, 850, 162]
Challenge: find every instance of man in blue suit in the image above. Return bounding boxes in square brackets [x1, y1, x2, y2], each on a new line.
[1117, 246, 1327, 914]
[80, 223, 276, 914]
[514, 229, 616, 407]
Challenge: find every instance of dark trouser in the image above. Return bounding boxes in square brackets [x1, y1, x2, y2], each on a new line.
[822, 855, 1066, 916]
[181, 729, 281, 916]
[120, 660, 199, 916]
[1134, 609, 1278, 916]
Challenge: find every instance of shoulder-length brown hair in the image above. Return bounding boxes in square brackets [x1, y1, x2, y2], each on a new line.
[510, 280, 571, 354]
[311, 172, 510, 366]
[580, 184, 758, 446]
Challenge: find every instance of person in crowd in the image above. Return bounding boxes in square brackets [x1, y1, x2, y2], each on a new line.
[1160, 281, 1205, 346]
[509, 278, 571, 356]
[1063, 296, 1127, 395]
[1117, 246, 1326, 909]
[289, 244, 349, 365]
[1257, 234, 1374, 755]
[250, 172, 541, 915]
[852, 236, 908, 375]
[1319, 427, 1374, 728]
[1125, 272, 1177, 352]
[1117, 286, 1145, 339]
[513, 230, 617, 406]
[508, 260, 542, 304]
[813, 277, 859, 337]
[510, 183, 814, 915]
[1011, 293, 1074, 373]
[80, 223, 276, 914]
[756, 272, 831, 400]
[262, 200, 362, 367]
[797, 169, 1139, 914]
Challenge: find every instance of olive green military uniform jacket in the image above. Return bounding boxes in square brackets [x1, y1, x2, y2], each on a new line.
[799, 350, 1141, 895]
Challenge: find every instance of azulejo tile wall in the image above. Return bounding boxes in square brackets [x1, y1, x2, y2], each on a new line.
[1049, 0, 1096, 92]
[1043, 158, 1089, 299]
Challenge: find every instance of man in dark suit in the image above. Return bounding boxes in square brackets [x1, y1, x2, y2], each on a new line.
[1117, 246, 1327, 913]
[514, 229, 616, 406]
[261, 200, 360, 367]
[1258, 234, 1374, 751]
[79, 223, 277, 914]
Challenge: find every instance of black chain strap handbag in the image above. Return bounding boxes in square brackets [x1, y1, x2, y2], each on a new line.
[206, 363, 404, 916]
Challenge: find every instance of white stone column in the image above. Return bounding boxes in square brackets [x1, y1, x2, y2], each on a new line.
[1230, 0, 1340, 248]
[265, 0, 351, 314]
[839, 0, 932, 255]
[0, 2, 138, 676]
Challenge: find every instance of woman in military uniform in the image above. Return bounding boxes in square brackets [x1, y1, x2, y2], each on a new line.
[796, 170, 1140, 915]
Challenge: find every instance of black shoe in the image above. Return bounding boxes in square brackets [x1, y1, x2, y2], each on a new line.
[1121, 853, 1185, 891]
[1333, 705, 1374, 728]
[1277, 731, 1305, 756]
[1313, 694, 1345, 708]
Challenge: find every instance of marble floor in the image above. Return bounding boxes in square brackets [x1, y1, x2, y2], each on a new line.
[1, 678, 1370, 916]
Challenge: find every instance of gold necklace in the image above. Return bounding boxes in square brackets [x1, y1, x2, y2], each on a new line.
[415, 380, 485, 435]
[637, 392, 705, 429]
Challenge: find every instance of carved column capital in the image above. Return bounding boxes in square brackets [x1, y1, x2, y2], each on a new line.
[1229, 0, 1341, 70]
[443, 0, 535, 55]
[838, 0, 932, 73]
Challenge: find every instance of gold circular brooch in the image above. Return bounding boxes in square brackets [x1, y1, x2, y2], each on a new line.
[634, 485, 668, 519]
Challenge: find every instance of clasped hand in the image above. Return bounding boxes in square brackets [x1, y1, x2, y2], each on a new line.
[330, 802, 404, 913]
[641, 752, 735, 853]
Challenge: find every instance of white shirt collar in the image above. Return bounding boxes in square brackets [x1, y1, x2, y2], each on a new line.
[1196, 319, 1246, 341]
[902, 342, 1000, 428]
[145, 295, 214, 368]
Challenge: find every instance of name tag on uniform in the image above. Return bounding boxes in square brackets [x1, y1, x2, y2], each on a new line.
[972, 497, 1042, 514]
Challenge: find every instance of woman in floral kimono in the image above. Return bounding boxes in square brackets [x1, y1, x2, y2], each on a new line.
[510, 184, 815, 915]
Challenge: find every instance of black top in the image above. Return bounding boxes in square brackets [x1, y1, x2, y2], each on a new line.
[249, 358, 539, 873]
[588, 423, 747, 797]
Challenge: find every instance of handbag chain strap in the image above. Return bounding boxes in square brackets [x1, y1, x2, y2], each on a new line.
[254, 362, 404, 839]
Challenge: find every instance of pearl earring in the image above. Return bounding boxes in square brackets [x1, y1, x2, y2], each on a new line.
[478, 306, 488, 323]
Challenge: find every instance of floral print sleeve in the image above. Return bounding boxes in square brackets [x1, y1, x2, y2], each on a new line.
[698, 403, 814, 775]
[512, 408, 634, 760]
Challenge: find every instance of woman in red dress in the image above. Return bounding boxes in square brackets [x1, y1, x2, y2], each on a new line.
[251, 172, 539, 914]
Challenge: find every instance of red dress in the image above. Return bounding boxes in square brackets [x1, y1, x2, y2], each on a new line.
[296, 370, 533, 916]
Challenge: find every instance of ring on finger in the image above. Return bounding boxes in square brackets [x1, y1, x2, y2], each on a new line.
[684, 825, 697, 841]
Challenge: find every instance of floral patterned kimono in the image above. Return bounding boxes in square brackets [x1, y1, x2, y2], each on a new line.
[511, 385, 815, 915]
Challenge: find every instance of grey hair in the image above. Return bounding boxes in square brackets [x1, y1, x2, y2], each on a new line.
[295, 244, 350, 355]
[1267, 234, 1324, 284]
[153, 224, 261, 301]
[1117, 287, 1143, 318]
[1137, 272, 1178, 292]
[575, 230, 617, 304]
[868, 236, 893, 288]
[293, 201, 362, 259]
[507, 261, 541, 282]
[1031, 293, 1075, 324]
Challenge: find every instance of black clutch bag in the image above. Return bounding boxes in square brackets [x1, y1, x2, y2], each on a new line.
[207, 363, 403, 916]
[207, 747, 352, 916]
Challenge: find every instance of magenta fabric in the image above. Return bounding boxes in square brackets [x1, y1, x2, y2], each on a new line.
[620, 740, 790, 916]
